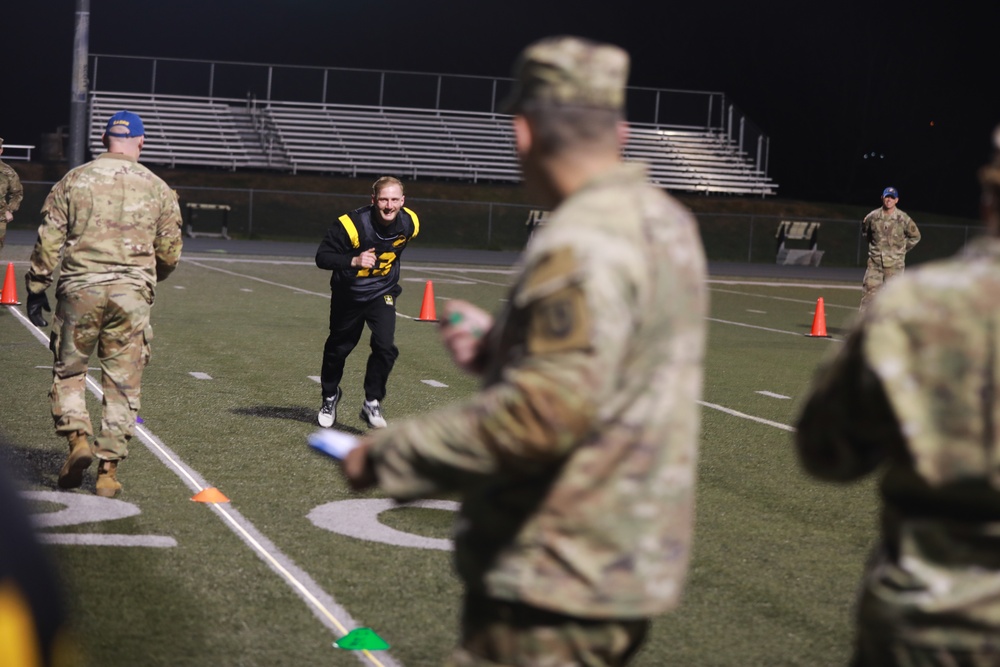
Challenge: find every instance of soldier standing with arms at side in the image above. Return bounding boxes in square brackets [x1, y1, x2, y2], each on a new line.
[860, 186, 920, 311]
[795, 126, 1000, 666]
[25, 110, 183, 497]
[340, 36, 708, 666]
[315, 176, 419, 430]
[0, 137, 25, 251]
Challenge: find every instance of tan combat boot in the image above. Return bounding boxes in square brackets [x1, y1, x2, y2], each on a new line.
[95, 460, 122, 498]
[57, 431, 94, 489]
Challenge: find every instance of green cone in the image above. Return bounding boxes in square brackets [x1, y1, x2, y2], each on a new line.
[334, 627, 390, 651]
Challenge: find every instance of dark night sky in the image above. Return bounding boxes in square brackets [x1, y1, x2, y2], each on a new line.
[4, 0, 998, 218]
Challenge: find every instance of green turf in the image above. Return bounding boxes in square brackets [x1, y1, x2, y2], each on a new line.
[0, 246, 881, 666]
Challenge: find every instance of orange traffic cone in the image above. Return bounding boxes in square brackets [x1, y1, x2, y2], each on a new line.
[417, 280, 438, 322]
[805, 297, 830, 337]
[1, 262, 20, 306]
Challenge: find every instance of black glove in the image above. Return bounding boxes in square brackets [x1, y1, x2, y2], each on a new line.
[27, 290, 51, 327]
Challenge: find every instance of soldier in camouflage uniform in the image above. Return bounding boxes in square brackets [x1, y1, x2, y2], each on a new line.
[342, 36, 708, 666]
[0, 137, 25, 251]
[795, 126, 1000, 666]
[859, 186, 921, 311]
[25, 111, 183, 498]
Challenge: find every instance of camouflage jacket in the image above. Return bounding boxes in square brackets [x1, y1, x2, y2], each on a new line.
[27, 153, 183, 297]
[0, 159, 24, 236]
[862, 206, 921, 270]
[795, 235, 1000, 648]
[367, 162, 709, 619]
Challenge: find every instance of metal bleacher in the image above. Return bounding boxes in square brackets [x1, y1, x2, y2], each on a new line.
[261, 102, 520, 182]
[89, 93, 291, 171]
[88, 91, 777, 196]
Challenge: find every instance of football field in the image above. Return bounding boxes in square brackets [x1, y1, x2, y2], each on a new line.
[0, 240, 877, 667]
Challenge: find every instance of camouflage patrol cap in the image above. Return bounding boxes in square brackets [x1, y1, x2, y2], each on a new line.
[501, 36, 629, 114]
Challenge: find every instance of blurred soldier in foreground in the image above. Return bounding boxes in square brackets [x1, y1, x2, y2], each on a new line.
[0, 466, 77, 667]
[25, 110, 183, 497]
[795, 127, 1000, 666]
[859, 186, 920, 311]
[342, 36, 708, 665]
[0, 136, 25, 251]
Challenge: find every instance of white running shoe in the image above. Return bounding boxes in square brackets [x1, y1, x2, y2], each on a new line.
[360, 399, 387, 428]
[318, 388, 342, 428]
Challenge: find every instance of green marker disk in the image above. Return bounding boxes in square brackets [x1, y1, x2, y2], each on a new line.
[334, 627, 390, 651]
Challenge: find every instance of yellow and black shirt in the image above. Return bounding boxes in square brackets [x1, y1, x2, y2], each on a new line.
[315, 204, 420, 302]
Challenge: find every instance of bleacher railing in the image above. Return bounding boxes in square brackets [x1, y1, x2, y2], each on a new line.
[89, 54, 772, 179]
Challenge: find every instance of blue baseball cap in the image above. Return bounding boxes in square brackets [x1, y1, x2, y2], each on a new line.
[882, 186, 899, 199]
[105, 110, 145, 138]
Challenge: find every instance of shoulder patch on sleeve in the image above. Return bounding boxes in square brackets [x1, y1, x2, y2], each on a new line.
[517, 247, 592, 353]
[516, 246, 584, 307]
[526, 284, 592, 355]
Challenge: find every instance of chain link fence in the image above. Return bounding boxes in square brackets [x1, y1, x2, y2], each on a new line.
[16, 180, 977, 267]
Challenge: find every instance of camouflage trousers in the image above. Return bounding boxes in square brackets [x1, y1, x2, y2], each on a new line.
[852, 632, 1000, 667]
[860, 261, 904, 311]
[446, 594, 649, 667]
[49, 284, 152, 460]
[852, 583, 1000, 667]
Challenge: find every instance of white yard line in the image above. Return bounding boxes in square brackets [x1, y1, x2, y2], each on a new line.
[756, 391, 791, 400]
[708, 279, 858, 291]
[710, 286, 859, 309]
[184, 260, 418, 321]
[699, 400, 796, 433]
[708, 317, 842, 342]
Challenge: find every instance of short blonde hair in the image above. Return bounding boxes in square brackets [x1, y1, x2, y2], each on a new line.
[372, 176, 404, 198]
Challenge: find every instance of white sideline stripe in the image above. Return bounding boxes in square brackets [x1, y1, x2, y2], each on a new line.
[189, 372, 213, 380]
[756, 391, 791, 400]
[185, 259, 331, 298]
[407, 265, 518, 275]
[185, 260, 417, 322]
[422, 380, 448, 388]
[711, 287, 859, 310]
[36, 365, 100, 371]
[402, 277, 475, 285]
[708, 317, 841, 342]
[415, 267, 513, 288]
[6, 305, 401, 667]
[708, 279, 859, 291]
[699, 400, 796, 433]
[185, 255, 518, 275]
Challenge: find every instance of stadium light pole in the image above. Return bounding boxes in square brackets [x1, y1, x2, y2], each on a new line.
[68, 0, 90, 168]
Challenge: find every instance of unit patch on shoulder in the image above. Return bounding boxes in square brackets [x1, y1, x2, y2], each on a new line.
[526, 285, 591, 355]
[384, 295, 394, 306]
